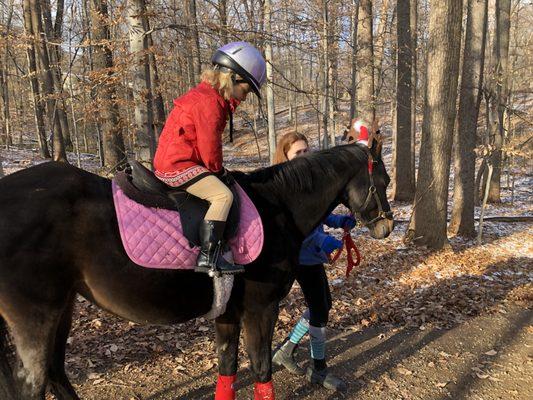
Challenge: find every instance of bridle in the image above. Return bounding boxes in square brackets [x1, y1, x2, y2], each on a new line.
[356, 151, 394, 227]
[344, 121, 394, 227]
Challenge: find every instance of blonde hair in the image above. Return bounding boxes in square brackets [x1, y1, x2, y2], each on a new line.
[274, 132, 309, 164]
[201, 68, 235, 100]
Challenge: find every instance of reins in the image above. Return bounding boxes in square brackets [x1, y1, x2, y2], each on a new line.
[329, 227, 361, 278]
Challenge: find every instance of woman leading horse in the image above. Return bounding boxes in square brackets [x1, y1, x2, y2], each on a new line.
[272, 132, 355, 391]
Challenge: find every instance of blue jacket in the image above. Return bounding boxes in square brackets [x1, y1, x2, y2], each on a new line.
[299, 214, 345, 265]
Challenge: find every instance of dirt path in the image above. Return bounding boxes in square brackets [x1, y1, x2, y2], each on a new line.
[63, 220, 531, 400]
[4, 146, 530, 400]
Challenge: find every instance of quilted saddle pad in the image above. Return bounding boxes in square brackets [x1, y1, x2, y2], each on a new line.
[112, 181, 264, 269]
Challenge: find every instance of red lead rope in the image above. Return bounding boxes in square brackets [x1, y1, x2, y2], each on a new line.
[329, 228, 361, 277]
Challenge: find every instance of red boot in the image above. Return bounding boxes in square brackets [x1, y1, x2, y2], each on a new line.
[215, 374, 236, 400]
[254, 381, 275, 400]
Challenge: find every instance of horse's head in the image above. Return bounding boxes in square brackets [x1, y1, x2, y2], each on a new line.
[340, 119, 394, 239]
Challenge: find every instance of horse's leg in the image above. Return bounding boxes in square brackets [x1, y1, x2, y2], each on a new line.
[8, 306, 63, 400]
[48, 297, 80, 400]
[215, 317, 241, 400]
[242, 302, 278, 400]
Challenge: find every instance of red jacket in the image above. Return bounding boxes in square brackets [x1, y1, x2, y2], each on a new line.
[154, 82, 238, 174]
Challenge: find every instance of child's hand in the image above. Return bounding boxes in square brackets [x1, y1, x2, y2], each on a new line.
[321, 236, 343, 254]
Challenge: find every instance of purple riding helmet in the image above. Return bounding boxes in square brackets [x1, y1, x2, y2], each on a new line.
[212, 41, 267, 98]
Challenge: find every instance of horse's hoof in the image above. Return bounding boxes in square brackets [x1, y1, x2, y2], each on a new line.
[306, 366, 347, 391]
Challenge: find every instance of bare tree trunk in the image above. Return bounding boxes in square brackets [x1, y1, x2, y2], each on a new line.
[127, 0, 156, 166]
[408, 0, 462, 249]
[478, 160, 493, 244]
[349, 0, 359, 121]
[374, 0, 390, 98]
[186, 0, 201, 85]
[41, 0, 72, 150]
[410, 0, 417, 190]
[487, 0, 511, 203]
[0, 0, 14, 149]
[0, 52, 11, 149]
[392, 0, 415, 201]
[22, 0, 49, 158]
[13, 74, 25, 146]
[67, 3, 80, 167]
[328, 2, 338, 146]
[146, 33, 166, 139]
[356, 0, 375, 123]
[264, 0, 276, 163]
[90, 0, 126, 170]
[321, 0, 330, 148]
[449, 0, 488, 236]
[82, 0, 103, 165]
[27, 0, 67, 162]
[218, 0, 229, 45]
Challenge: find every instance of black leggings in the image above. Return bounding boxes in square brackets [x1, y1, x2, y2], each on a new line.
[295, 264, 332, 327]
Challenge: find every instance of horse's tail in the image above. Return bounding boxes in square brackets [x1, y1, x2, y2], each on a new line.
[0, 316, 18, 400]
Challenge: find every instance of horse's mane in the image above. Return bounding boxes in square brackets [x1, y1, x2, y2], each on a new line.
[239, 143, 368, 194]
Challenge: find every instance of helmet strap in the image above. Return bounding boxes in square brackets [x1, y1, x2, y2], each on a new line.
[229, 110, 234, 143]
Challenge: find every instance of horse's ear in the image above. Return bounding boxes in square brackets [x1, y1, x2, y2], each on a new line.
[369, 118, 383, 158]
[341, 126, 350, 142]
[370, 130, 383, 158]
[343, 118, 357, 143]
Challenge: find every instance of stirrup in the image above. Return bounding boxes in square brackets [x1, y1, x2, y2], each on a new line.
[194, 264, 221, 277]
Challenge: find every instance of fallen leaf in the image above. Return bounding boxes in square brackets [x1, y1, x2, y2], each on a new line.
[485, 349, 497, 356]
[203, 360, 215, 371]
[436, 382, 448, 388]
[90, 319, 102, 329]
[397, 367, 413, 376]
[354, 369, 366, 379]
[382, 374, 397, 389]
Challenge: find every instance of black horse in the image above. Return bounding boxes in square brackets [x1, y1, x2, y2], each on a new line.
[0, 142, 393, 400]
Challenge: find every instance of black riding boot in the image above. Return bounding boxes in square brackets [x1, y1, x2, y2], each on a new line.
[195, 220, 244, 275]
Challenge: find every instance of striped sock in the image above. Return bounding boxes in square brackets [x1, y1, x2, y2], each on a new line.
[288, 310, 310, 345]
[309, 325, 326, 361]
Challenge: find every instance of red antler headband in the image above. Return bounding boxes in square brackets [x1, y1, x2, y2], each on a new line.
[353, 120, 369, 146]
[353, 119, 373, 173]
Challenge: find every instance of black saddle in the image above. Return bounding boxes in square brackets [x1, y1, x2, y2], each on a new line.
[114, 161, 240, 246]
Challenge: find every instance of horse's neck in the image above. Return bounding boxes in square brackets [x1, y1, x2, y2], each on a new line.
[237, 168, 349, 238]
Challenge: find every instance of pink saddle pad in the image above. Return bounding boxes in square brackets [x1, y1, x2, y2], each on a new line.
[112, 181, 264, 269]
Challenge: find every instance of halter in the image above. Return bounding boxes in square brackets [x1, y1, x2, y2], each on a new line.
[349, 119, 394, 227]
[356, 152, 394, 227]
